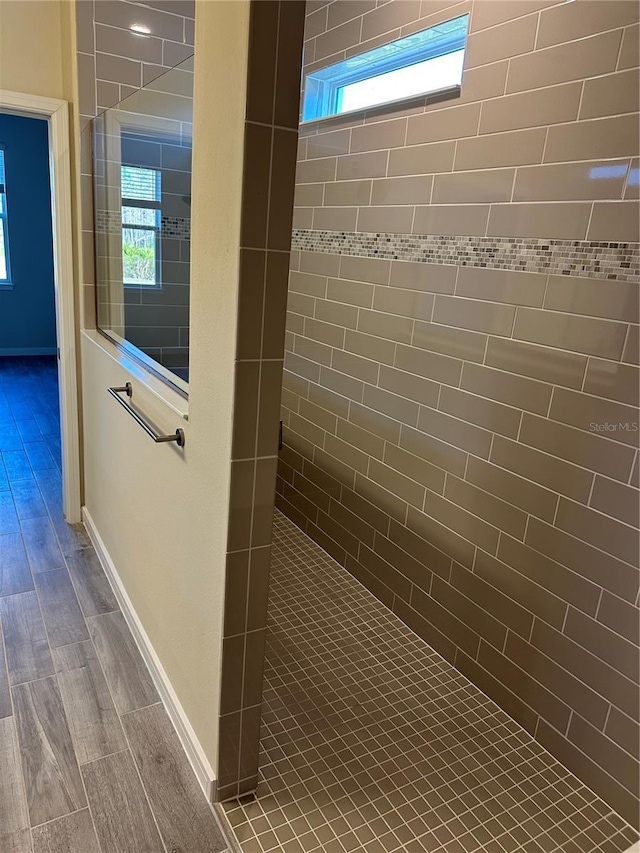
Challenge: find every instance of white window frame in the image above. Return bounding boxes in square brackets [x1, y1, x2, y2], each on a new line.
[302, 13, 470, 124]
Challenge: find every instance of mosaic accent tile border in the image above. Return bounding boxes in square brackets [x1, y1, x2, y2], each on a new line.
[95, 210, 191, 240]
[292, 229, 640, 282]
[162, 216, 191, 240]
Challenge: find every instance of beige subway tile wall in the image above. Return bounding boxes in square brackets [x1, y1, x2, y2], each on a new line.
[278, 0, 640, 828]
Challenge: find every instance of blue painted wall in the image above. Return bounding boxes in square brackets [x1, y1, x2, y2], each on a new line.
[0, 113, 56, 354]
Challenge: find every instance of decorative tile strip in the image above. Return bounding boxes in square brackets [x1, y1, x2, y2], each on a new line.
[95, 210, 120, 233]
[291, 229, 640, 282]
[162, 216, 191, 240]
[95, 210, 191, 241]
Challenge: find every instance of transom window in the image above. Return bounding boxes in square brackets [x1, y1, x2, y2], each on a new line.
[0, 149, 12, 284]
[302, 14, 469, 122]
[121, 165, 161, 287]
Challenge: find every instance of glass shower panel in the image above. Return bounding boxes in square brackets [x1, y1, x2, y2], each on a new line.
[92, 56, 193, 390]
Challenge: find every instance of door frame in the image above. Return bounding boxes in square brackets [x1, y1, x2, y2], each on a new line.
[0, 89, 81, 523]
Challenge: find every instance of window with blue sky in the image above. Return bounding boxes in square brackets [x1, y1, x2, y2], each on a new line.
[302, 14, 469, 123]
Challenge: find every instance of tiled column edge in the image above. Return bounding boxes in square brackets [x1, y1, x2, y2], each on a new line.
[216, 0, 306, 803]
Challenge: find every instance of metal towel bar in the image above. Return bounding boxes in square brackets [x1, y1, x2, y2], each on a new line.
[108, 383, 185, 447]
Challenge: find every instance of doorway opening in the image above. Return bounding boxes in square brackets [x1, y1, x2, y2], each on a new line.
[0, 91, 80, 525]
[0, 114, 61, 502]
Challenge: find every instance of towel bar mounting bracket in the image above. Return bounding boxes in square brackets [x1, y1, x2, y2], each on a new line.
[108, 382, 185, 447]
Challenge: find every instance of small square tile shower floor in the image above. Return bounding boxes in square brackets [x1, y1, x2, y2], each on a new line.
[223, 513, 639, 853]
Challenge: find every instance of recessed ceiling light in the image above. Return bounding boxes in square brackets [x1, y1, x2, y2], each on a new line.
[130, 24, 151, 34]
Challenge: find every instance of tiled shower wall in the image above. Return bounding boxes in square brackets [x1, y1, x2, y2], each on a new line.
[277, 0, 640, 827]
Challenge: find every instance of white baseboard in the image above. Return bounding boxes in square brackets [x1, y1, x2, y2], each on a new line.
[625, 843, 640, 853]
[82, 507, 217, 802]
[0, 347, 57, 356]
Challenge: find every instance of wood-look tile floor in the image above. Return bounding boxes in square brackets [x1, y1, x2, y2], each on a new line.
[223, 513, 639, 853]
[0, 357, 232, 853]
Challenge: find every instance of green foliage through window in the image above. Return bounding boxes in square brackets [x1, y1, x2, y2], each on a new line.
[123, 231, 155, 283]
[121, 165, 161, 287]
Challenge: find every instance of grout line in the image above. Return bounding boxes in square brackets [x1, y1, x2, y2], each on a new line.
[614, 25, 627, 71]
[628, 450, 638, 486]
[29, 805, 93, 832]
[619, 323, 632, 368]
[594, 587, 605, 621]
[584, 201, 596, 242]
[621, 158, 634, 199]
[509, 166, 517, 203]
[575, 79, 587, 122]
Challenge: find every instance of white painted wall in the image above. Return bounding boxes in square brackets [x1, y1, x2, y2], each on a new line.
[81, 0, 251, 779]
[0, 0, 72, 100]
